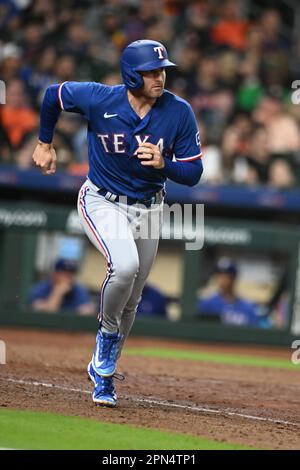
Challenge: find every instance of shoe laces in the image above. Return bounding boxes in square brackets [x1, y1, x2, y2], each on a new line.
[99, 332, 121, 363]
[113, 372, 125, 381]
[98, 375, 114, 394]
[97, 372, 125, 392]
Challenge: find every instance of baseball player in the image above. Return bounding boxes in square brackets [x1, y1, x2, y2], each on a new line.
[32, 40, 203, 407]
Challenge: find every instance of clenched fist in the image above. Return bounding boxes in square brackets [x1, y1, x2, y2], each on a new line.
[32, 140, 57, 175]
[136, 142, 165, 169]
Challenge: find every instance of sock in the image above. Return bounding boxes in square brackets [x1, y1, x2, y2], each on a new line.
[100, 325, 118, 335]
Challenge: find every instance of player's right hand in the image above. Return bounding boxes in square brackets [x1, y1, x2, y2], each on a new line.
[53, 279, 73, 296]
[32, 140, 57, 175]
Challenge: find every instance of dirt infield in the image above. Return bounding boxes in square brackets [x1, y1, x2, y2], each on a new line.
[0, 327, 300, 449]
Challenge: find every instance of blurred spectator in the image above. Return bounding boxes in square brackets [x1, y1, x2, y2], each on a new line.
[233, 125, 270, 185]
[211, 0, 250, 51]
[237, 26, 264, 112]
[198, 123, 223, 184]
[137, 283, 167, 317]
[253, 95, 300, 154]
[145, 18, 174, 47]
[197, 257, 262, 327]
[183, 0, 212, 49]
[268, 158, 295, 189]
[191, 54, 235, 141]
[55, 113, 84, 162]
[200, 143, 223, 184]
[0, 0, 299, 190]
[0, 0, 31, 36]
[20, 46, 57, 103]
[21, 20, 45, 63]
[62, 23, 92, 60]
[168, 45, 201, 100]
[0, 43, 22, 81]
[54, 55, 77, 83]
[260, 9, 290, 55]
[0, 78, 38, 150]
[14, 131, 37, 169]
[29, 258, 94, 315]
[221, 113, 253, 183]
[259, 10, 290, 91]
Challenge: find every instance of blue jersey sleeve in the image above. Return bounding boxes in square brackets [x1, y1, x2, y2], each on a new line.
[39, 81, 107, 143]
[161, 157, 203, 186]
[197, 295, 221, 315]
[28, 281, 51, 304]
[243, 302, 260, 327]
[58, 81, 99, 119]
[173, 104, 202, 162]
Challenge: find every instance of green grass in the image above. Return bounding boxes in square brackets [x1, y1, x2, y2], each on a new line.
[124, 347, 297, 370]
[0, 409, 252, 450]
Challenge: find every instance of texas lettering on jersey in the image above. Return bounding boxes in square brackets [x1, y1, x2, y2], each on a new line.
[97, 134, 165, 155]
[58, 81, 202, 199]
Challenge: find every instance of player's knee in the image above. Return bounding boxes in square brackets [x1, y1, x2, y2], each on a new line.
[122, 300, 139, 317]
[115, 259, 139, 284]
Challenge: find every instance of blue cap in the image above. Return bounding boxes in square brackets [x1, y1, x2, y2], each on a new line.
[54, 259, 78, 273]
[216, 258, 237, 277]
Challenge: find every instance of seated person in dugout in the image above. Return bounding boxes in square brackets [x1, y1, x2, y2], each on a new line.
[197, 257, 263, 327]
[137, 283, 168, 317]
[29, 258, 94, 315]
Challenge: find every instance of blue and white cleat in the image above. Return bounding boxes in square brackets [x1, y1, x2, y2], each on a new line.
[93, 374, 117, 407]
[87, 361, 97, 384]
[92, 329, 123, 377]
[88, 361, 125, 407]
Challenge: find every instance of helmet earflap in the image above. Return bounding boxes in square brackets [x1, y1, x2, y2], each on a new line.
[120, 61, 144, 90]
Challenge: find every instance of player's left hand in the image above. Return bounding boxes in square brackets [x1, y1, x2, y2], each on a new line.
[136, 142, 165, 169]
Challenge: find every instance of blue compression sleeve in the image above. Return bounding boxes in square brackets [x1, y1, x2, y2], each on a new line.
[39, 85, 61, 143]
[161, 157, 203, 186]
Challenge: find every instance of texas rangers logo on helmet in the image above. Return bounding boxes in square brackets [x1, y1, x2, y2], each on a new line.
[153, 46, 164, 59]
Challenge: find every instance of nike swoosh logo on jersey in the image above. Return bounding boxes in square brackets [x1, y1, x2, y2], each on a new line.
[104, 112, 118, 118]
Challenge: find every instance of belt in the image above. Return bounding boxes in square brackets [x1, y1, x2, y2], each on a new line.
[95, 185, 165, 208]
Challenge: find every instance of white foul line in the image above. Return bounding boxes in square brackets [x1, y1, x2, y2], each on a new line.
[2, 377, 300, 429]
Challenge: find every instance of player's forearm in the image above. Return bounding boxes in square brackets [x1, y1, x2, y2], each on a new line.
[39, 85, 61, 144]
[32, 289, 65, 312]
[77, 303, 95, 316]
[31, 299, 61, 313]
[161, 158, 203, 186]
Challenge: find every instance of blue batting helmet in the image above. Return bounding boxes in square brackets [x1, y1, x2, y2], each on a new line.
[120, 39, 177, 90]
